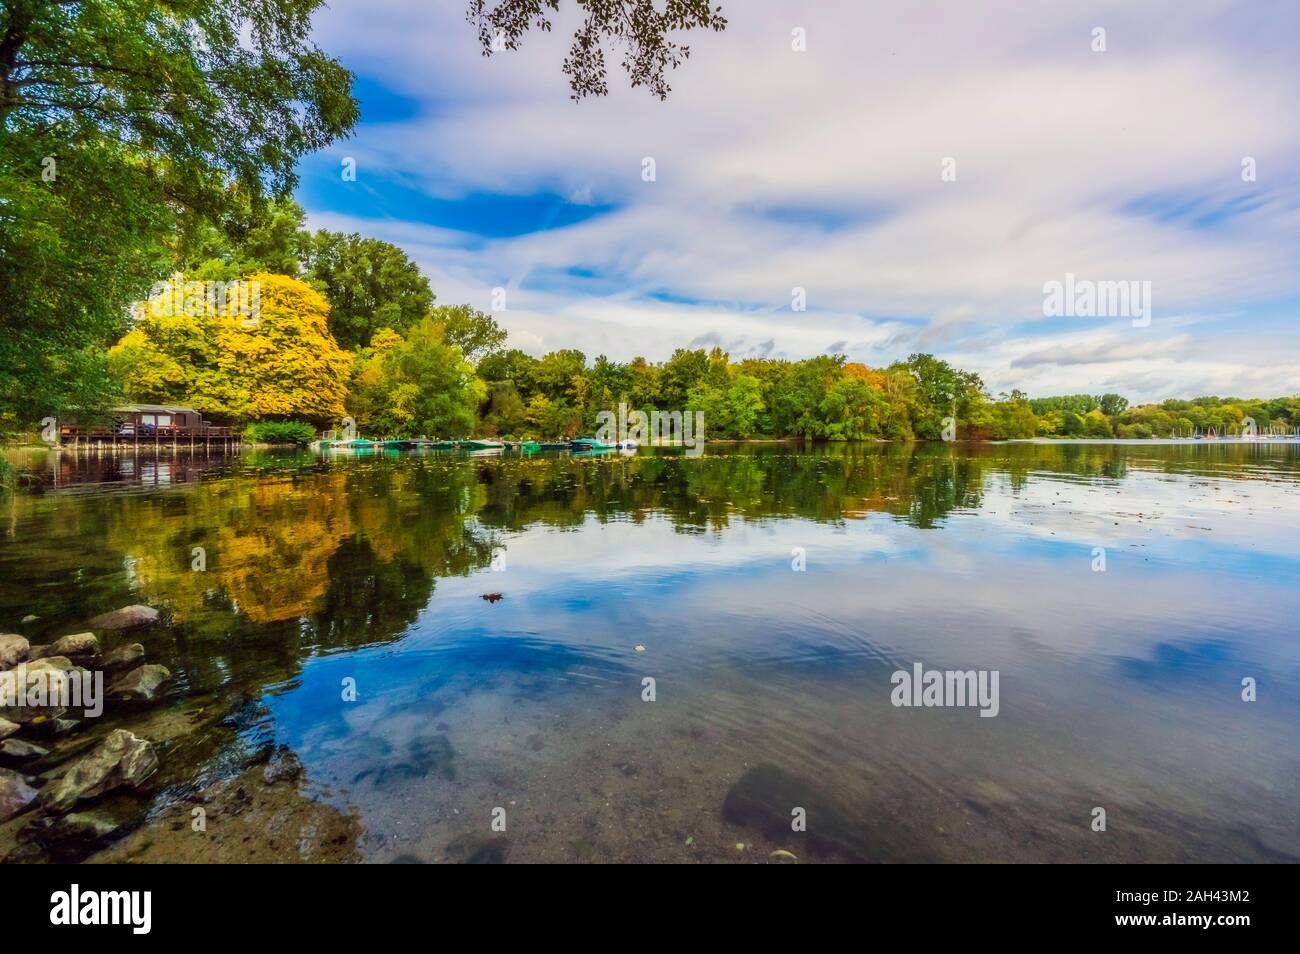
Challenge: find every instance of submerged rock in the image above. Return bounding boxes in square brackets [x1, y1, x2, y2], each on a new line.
[721, 763, 921, 863]
[107, 664, 171, 705]
[0, 634, 28, 670]
[40, 729, 158, 813]
[86, 605, 159, 631]
[41, 633, 99, 659]
[0, 767, 38, 821]
[444, 832, 509, 864]
[22, 810, 124, 856]
[0, 718, 18, 740]
[99, 642, 145, 671]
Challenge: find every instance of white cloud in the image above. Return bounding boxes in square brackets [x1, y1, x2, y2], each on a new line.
[306, 0, 1300, 400]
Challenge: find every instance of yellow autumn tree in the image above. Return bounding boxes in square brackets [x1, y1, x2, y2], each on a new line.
[109, 273, 351, 424]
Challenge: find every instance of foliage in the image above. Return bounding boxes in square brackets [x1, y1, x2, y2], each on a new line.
[0, 0, 357, 424]
[467, 0, 728, 100]
[432, 304, 507, 364]
[349, 317, 485, 438]
[243, 420, 318, 445]
[108, 274, 352, 426]
[299, 230, 436, 349]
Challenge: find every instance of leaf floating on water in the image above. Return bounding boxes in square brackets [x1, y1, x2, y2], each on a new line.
[684, 836, 694, 846]
[769, 849, 798, 862]
[735, 842, 746, 851]
[481, 593, 503, 603]
[634, 644, 646, 652]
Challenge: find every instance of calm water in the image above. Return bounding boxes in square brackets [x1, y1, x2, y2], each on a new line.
[2, 442, 1298, 863]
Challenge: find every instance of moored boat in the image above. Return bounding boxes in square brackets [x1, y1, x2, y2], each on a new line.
[570, 437, 615, 452]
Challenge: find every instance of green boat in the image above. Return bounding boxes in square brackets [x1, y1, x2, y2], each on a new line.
[460, 439, 505, 451]
[570, 437, 615, 452]
[519, 441, 541, 453]
[538, 442, 570, 451]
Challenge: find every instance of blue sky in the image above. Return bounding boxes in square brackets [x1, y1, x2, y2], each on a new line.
[300, 0, 1300, 402]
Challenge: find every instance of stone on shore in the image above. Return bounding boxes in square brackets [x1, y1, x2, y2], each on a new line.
[0, 766, 39, 822]
[24, 655, 77, 674]
[86, 605, 159, 631]
[42, 633, 99, 659]
[40, 729, 158, 813]
[107, 665, 171, 705]
[0, 634, 29, 670]
[0, 717, 19, 740]
[99, 642, 145, 671]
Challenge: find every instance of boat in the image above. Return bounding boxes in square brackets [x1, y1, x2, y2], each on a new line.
[460, 439, 505, 452]
[570, 437, 615, 452]
[538, 442, 570, 451]
[518, 441, 541, 453]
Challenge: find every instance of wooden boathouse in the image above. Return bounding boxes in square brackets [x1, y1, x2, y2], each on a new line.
[56, 404, 240, 449]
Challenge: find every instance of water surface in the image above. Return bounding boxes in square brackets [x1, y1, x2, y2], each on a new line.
[2, 442, 1297, 862]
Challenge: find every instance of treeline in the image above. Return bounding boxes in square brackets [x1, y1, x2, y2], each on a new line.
[21, 195, 1300, 443]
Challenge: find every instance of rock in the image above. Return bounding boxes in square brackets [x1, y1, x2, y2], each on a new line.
[0, 633, 29, 670]
[20, 615, 38, 625]
[107, 664, 171, 705]
[0, 717, 18, 740]
[22, 811, 123, 855]
[24, 655, 76, 674]
[1, 659, 73, 723]
[0, 739, 49, 762]
[43, 633, 99, 659]
[2, 704, 68, 725]
[86, 605, 159, 631]
[99, 642, 145, 671]
[0, 766, 39, 821]
[25, 644, 48, 659]
[40, 729, 158, 813]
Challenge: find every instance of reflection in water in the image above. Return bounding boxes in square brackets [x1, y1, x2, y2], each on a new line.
[1, 442, 1298, 862]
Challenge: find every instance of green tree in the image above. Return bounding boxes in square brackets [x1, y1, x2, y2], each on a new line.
[350, 317, 484, 438]
[300, 231, 435, 349]
[431, 304, 506, 364]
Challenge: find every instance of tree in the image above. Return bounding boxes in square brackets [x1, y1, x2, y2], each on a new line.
[178, 194, 308, 282]
[300, 231, 435, 349]
[467, 0, 728, 101]
[109, 274, 352, 425]
[821, 375, 886, 441]
[1097, 392, 1129, 417]
[349, 317, 485, 438]
[431, 304, 507, 364]
[772, 355, 842, 439]
[0, 0, 357, 424]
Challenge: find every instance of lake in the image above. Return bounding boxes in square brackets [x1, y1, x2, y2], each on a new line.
[1, 441, 1297, 863]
